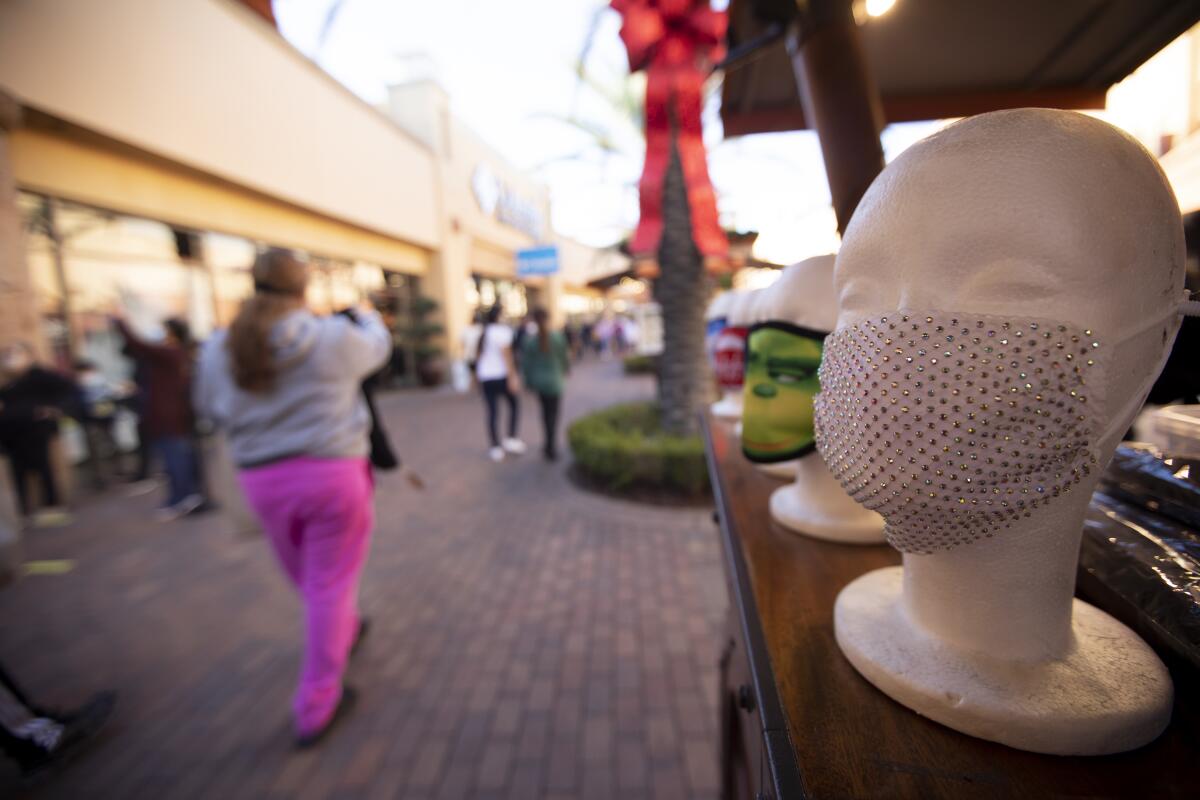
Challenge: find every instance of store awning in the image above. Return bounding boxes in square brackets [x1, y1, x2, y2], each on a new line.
[11, 115, 431, 275]
[722, 0, 1200, 136]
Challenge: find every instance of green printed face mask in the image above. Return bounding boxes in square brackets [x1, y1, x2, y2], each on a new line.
[741, 321, 827, 463]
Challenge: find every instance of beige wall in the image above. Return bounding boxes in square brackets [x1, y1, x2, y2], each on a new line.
[0, 0, 439, 250]
[379, 82, 630, 357]
[385, 81, 554, 356]
[447, 122, 549, 268]
[12, 127, 430, 275]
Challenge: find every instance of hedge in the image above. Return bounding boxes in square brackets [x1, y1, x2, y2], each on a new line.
[567, 402, 708, 496]
[622, 354, 658, 375]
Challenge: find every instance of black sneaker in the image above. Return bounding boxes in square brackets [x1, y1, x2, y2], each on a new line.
[295, 687, 358, 749]
[351, 618, 371, 657]
[16, 691, 116, 781]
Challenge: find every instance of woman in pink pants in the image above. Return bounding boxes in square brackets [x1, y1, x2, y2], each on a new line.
[194, 249, 391, 746]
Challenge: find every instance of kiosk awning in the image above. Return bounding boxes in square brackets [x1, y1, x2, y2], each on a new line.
[722, 0, 1200, 136]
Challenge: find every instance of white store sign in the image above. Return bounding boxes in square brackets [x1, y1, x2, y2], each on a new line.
[471, 164, 545, 240]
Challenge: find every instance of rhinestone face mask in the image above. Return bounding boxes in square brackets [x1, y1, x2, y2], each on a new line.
[814, 312, 1103, 554]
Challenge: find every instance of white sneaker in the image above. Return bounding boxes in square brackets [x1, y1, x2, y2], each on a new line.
[502, 438, 527, 455]
[488, 447, 506, 463]
[154, 506, 182, 523]
[155, 494, 204, 523]
[177, 494, 204, 516]
[126, 479, 160, 498]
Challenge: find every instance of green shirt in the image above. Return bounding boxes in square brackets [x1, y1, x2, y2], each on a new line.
[520, 330, 570, 396]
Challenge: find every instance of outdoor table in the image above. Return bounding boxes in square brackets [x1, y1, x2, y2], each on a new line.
[703, 413, 1199, 800]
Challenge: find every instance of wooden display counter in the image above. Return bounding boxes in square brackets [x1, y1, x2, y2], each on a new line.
[704, 413, 1198, 800]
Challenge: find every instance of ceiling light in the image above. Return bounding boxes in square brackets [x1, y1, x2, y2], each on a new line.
[866, 0, 897, 18]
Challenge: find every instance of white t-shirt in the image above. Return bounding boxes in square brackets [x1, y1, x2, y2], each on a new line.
[461, 323, 482, 362]
[475, 323, 513, 381]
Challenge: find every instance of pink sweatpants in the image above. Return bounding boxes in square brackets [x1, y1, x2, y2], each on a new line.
[239, 456, 374, 735]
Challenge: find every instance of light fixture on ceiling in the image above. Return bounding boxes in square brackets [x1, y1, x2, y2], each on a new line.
[865, 0, 897, 18]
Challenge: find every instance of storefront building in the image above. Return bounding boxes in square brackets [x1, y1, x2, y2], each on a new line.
[0, 0, 627, 388]
[0, 0, 438, 384]
[381, 80, 628, 362]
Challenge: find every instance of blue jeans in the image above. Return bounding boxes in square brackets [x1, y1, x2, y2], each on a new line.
[155, 436, 200, 507]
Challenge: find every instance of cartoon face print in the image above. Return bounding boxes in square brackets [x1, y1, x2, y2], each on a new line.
[741, 321, 826, 463]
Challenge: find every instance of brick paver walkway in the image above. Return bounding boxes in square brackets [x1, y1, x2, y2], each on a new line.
[0, 360, 727, 799]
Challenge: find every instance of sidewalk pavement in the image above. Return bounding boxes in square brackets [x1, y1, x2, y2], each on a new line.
[0, 359, 728, 799]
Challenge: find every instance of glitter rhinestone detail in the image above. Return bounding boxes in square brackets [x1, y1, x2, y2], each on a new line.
[814, 312, 1101, 554]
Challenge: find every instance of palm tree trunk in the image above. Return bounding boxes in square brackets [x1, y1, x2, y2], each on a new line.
[656, 137, 712, 436]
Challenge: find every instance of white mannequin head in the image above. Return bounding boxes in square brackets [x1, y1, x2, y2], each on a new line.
[711, 290, 757, 418]
[726, 289, 760, 328]
[759, 256, 886, 542]
[748, 284, 776, 326]
[706, 291, 736, 368]
[762, 255, 839, 331]
[705, 290, 735, 322]
[836, 109, 1185, 468]
[824, 109, 1179, 754]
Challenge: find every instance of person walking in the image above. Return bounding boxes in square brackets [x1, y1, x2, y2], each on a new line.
[114, 317, 205, 521]
[194, 248, 390, 747]
[0, 343, 80, 528]
[120, 346, 156, 494]
[0, 662, 115, 780]
[475, 305, 526, 462]
[519, 307, 570, 461]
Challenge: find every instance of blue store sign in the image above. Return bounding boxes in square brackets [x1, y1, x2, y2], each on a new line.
[516, 245, 560, 277]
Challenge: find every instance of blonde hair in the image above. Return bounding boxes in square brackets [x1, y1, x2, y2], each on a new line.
[227, 248, 309, 393]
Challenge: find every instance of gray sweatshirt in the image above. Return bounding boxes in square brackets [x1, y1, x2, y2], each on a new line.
[194, 309, 392, 466]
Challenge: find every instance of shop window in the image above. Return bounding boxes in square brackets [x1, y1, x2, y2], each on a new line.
[470, 274, 528, 321]
[15, 192, 235, 377]
[374, 271, 422, 385]
[203, 232, 256, 328]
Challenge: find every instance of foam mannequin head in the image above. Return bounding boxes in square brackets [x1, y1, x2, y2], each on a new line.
[763, 255, 839, 331]
[705, 291, 734, 322]
[712, 291, 756, 419]
[706, 291, 735, 357]
[748, 285, 774, 327]
[837, 109, 1184, 464]
[745, 280, 806, 477]
[828, 108, 1178, 754]
[761, 256, 885, 541]
[726, 289, 759, 328]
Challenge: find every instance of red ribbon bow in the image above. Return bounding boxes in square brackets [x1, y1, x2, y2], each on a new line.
[612, 0, 730, 275]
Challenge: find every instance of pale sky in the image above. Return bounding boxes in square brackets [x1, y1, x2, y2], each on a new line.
[273, 0, 939, 264]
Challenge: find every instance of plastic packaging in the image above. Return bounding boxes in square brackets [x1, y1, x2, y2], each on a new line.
[1101, 445, 1200, 530]
[1149, 405, 1200, 458]
[1080, 494, 1200, 673]
[1077, 445, 1200, 673]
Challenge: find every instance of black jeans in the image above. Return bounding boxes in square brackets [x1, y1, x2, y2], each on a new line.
[481, 379, 519, 448]
[4, 434, 59, 515]
[132, 418, 152, 482]
[81, 417, 118, 489]
[537, 393, 561, 457]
